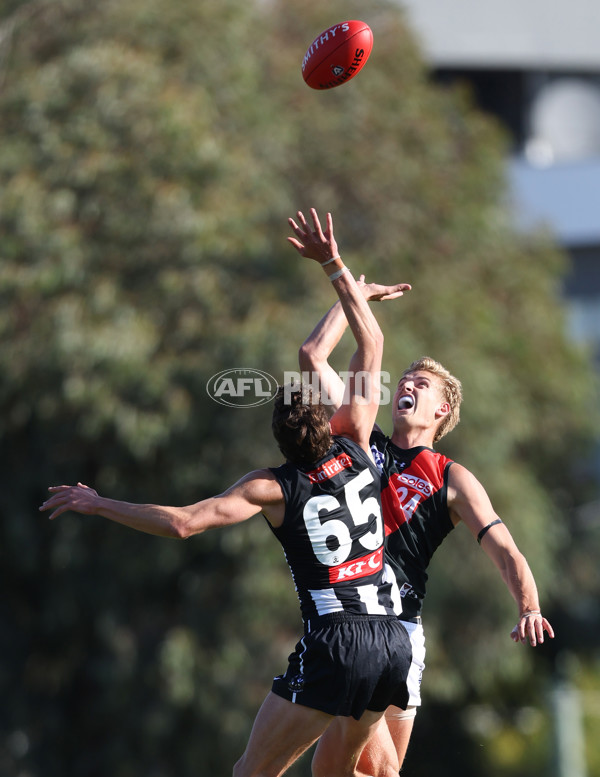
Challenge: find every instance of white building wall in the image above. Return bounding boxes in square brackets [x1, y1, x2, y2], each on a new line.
[401, 0, 600, 69]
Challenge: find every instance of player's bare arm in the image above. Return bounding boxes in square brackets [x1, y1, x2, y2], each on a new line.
[447, 463, 554, 646]
[288, 208, 411, 450]
[39, 471, 285, 536]
[298, 276, 412, 413]
[288, 208, 385, 451]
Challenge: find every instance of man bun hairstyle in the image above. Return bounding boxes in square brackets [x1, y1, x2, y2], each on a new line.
[403, 357, 463, 443]
[271, 384, 333, 467]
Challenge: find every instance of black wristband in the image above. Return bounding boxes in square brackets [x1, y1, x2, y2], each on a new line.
[477, 518, 503, 544]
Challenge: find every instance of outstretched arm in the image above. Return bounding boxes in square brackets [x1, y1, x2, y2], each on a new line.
[298, 277, 412, 411]
[39, 471, 285, 536]
[298, 275, 411, 410]
[448, 464, 554, 647]
[288, 209, 382, 450]
[288, 209, 410, 451]
[298, 299, 348, 411]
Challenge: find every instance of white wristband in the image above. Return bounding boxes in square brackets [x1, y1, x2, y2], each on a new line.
[320, 254, 341, 267]
[329, 266, 349, 282]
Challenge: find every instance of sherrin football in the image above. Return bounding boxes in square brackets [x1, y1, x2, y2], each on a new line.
[302, 20, 373, 90]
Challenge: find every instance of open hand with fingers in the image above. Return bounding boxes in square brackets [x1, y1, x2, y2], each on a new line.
[510, 610, 554, 647]
[39, 483, 100, 521]
[287, 208, 339, 265]
[357, 274, 412, 301]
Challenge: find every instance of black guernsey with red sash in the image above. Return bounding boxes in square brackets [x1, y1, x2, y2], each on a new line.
[370, 428, 455, 621]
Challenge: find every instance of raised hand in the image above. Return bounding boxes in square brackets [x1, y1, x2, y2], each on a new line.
[287, 208, 339, 265]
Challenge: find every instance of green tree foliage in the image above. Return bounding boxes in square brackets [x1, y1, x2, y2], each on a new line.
[0, 0, 597, 775]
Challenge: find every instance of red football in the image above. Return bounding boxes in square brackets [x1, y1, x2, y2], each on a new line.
[302, 20, 373, 90]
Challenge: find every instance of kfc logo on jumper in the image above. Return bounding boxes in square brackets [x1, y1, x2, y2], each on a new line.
[307, 453, 352, 483]
[329, 547, 383, 584]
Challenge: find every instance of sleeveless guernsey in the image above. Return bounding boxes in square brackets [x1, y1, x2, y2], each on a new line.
[370, 428, 455, 620]
[269, 436, 401, 624]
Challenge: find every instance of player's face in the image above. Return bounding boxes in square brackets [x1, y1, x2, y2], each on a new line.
[392, 370, 448, 429]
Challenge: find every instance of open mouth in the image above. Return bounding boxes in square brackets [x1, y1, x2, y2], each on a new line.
[397, 394, 415, 410]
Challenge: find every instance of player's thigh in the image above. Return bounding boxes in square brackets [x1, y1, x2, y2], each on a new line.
[313, 710, 396, 777]
[234, 691, 332, 777]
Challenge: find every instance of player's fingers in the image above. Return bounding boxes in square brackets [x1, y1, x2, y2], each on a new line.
[528, 614, 548, 646]
[287, 237, 305, 253]
[383, 284, 412, 298]
[309, 208, 325, 240]
[325, 211, 334, 237]
[543, 619, 555, 639]
[39, 492, 62, 511]
[372, 284, 409, 301]
[380, 292, 405, 300]
[288, 217, 303, 235]
[39, 494, 60, 510]
[533, 616, 549, 645]
[528, 624, 538, 647]
[535, 623, 544, 645]
[47, 504, 69, 521]
[386, 283, 411, 292]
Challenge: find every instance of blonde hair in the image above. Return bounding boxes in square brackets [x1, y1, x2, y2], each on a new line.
[402, 357, 463, 443]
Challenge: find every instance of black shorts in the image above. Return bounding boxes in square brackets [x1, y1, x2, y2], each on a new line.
[271, 613, 411, 720]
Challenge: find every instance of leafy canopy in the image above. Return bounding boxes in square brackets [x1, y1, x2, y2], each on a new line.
[0, 1, 597, 775]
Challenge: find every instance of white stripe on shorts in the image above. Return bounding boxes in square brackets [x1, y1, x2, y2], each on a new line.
[401, 621, 426, 706]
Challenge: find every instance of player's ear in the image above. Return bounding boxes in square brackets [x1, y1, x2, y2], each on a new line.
[435, 401, 451, 420]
